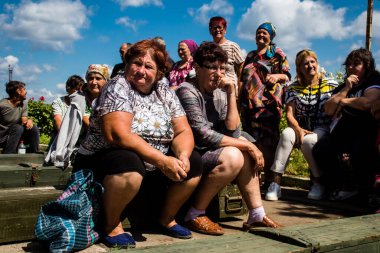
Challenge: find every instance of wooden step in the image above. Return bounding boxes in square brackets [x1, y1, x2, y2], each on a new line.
[0, 187, 62, 243]
[0, 165, 71, 188]
[0, 153, 45, 165]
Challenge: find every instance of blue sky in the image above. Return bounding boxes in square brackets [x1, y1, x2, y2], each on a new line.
[0, 0, 379, 102]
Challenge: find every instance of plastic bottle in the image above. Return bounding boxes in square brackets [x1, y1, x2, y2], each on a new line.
[18, 140, 26, 154]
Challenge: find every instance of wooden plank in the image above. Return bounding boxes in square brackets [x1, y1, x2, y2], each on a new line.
[120, 233, 309, 253]
[0, 186, 131, 244]
[0, 165, 71, 188]
[250, 214, 380, 252]
[0, 153, 45, 165]
[0, 187, 61, 243]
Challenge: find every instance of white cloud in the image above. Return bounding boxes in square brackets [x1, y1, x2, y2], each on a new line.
[28, 88, 55, 100]
[350, 41, 365, 51]
[56, 83, 66, 91]
[116, 16, 147, 31]
[241, 48, 248, 59]
[0, 55, 53, 87]
[98, 35, 110, 43]
[237, 0, 352, 59]
[349, 10, 380, 38]
[114, 0, 163, 8]
[43, 64, 56, 72]
[0, 55, 19, 83]
[0, 0, 90, 51]
[188, 0, 234, 25]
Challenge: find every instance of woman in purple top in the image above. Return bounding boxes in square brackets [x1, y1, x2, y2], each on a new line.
[169, 39, 198, 90]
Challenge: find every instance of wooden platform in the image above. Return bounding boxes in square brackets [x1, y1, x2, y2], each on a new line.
[120, 214, 380, 253]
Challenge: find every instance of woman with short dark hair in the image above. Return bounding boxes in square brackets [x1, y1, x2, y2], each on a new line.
[177, 42, 280, 236]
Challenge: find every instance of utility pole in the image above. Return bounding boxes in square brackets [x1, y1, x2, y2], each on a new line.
[366, 0, 374, 50]
[8, 65, 13, 82]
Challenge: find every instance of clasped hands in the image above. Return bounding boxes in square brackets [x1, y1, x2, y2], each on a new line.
[160, 154, 190, 182]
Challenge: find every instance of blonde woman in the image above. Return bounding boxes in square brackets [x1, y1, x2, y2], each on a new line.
[265, 49, 338, 201]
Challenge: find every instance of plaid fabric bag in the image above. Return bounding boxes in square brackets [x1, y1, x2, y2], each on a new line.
[35, 169, 103, 252]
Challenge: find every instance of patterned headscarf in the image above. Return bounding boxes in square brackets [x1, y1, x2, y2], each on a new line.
[86, 64, 110, 81]
[257, 22, 277, 58]
[181, 39, 199, 57]
[257, 22, 276, 41]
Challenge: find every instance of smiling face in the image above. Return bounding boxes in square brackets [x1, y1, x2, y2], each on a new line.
[178, 42, 191, 61]
[299, 56, 318, 81]
[126, 52, 158, 94]
[255, 28, 271, 48]
[86, 73, 106, 97]
[209, 21, 226, 42]
[196, 61, 226, 94]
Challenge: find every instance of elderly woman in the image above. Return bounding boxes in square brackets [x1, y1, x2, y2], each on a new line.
[169, 39, 198, 89]
[239, 22, 291, 188]
[74, 39, 202, 248]
[176, 42, 280, 236]
[209, 16, 245, 96]
[313, 48, 380, 200]
[265, 49, 338, 201]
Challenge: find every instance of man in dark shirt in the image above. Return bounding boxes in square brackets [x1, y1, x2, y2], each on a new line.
[0, 81, 39, 153]
[110, 42, 132, 78]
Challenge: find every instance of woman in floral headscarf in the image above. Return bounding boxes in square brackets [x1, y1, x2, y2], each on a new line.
[239, 22, 291, 187]
[169, 39, 198, 90]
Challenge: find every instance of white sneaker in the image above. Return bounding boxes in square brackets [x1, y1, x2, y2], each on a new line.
[307, 183, 325, 200]
[265, 182, 281, 201]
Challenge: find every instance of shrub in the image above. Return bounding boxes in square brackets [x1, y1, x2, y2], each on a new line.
[28, 96, 53, 140]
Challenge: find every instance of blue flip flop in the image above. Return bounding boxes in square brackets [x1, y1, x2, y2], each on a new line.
[103, 232, 136, 248]
[163, 224, 192, 239]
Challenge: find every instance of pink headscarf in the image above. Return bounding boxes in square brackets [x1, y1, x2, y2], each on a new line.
[181, 39, 198, 57]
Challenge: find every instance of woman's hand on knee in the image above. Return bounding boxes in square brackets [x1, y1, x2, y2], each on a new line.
[160, 156, 188, 182]
[246, 142, 264, 171]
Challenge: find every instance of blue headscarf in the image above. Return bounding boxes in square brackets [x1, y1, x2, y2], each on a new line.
[257, 22, 277, 58]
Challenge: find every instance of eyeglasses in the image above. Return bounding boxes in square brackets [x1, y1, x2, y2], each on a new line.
[203, 64, 226, 72]
[210, 25, 224, 31]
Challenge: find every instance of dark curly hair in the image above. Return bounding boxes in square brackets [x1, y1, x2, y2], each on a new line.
[193, 42, 228, 67]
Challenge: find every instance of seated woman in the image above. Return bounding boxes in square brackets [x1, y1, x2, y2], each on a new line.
[169, 39, 198, 90]
[83, 64, 110, 125]
[176, 42, 281, 236]
[265, 49, 338, 201]
[74, 39, 202, 248]
[313, 48, 380, 200]
[52, 75, 86, 133]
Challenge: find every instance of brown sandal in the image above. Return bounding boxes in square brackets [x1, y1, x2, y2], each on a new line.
[242, 215, 283, 231]
[186, 216, 224, 235]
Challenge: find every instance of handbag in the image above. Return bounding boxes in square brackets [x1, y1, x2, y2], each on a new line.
[35, 169, 103, 253]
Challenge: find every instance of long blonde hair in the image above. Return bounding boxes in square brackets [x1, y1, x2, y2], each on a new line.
[295, 49, 322, 85]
